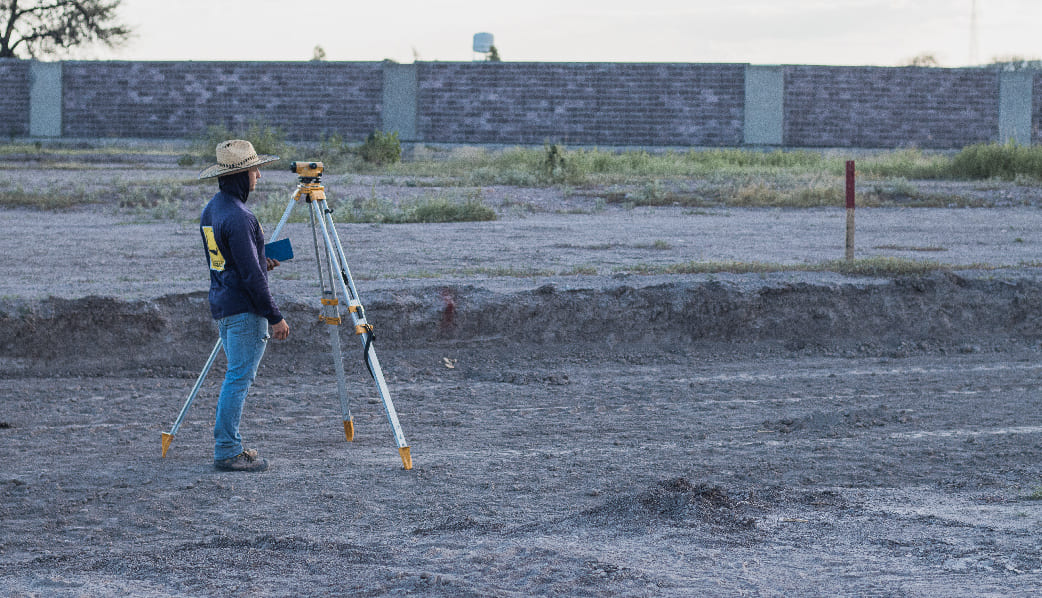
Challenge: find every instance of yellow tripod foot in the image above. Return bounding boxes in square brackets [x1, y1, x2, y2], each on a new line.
[343, 420, 355, 442]
[399, 446, 413, 470]
[161, 433, 173, 458]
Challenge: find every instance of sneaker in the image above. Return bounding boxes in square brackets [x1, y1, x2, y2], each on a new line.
[214, 449, 269, 472]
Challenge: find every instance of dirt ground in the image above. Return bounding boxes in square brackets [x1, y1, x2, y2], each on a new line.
[4, 160, 1042, 596]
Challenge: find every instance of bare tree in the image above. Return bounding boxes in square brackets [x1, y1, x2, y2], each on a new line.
[0, 0, 130, 59]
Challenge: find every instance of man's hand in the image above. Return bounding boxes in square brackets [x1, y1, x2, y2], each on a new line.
[271, 319, 289, 340]
[266, 258, 280, 271]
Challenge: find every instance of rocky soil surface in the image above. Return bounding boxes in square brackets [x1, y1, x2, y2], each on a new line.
[4, 160, 1042, 596]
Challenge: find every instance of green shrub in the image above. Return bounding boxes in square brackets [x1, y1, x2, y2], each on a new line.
[358, 130, 402, 165]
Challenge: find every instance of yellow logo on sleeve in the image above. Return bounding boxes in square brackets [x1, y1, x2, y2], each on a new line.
[202, 226, 226, 271]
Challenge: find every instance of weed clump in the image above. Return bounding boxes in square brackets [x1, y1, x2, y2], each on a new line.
[543, 143, 568, 183]
[856, 143, 1042, 181]
[949, 142, 1042, 180]
[0, 186, 92, 209]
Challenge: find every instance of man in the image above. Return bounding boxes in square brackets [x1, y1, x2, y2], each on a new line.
[198, 139, 289, 473]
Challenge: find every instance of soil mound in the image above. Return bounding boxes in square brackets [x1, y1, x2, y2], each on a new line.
[581, 478, 760, 534]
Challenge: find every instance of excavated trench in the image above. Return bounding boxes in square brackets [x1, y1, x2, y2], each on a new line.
[4, 271, 1042, 377]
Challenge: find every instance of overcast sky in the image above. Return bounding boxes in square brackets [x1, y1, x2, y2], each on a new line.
[79, 0, 1040, 67]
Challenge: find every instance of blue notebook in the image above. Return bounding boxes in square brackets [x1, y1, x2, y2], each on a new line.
[264, 238, 294, 262]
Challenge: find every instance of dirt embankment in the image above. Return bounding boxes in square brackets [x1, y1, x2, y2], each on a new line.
[4, 271, 1042, 377]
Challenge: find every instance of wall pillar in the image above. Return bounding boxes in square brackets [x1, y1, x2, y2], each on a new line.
[998, 71, 1032, 145]
[382, 63, 418, 141]
[29, 60, 62, 137]
[743, 65, 784, 146]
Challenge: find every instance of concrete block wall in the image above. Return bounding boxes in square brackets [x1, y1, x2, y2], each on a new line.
[60, 61, 383, 140]
[783, 66, 998, 148]
[0, 59, 31, 137]
[416, 62, 746, 146]
[5, 60, 1041, 149]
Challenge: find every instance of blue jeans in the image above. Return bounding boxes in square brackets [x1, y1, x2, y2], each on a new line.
[214, 312, 268, 461]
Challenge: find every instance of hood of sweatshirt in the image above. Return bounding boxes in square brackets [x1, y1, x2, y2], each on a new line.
[217, 170, 251, 203]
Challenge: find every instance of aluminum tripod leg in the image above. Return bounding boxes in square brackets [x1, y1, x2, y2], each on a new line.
[313, 197, 411, 469]
[305, 197, 355, 441]
[325, 297, 355, 441]
[161, 338, 222, 457]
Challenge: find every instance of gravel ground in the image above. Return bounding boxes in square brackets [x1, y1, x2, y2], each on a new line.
[4, 162, 1042, 596]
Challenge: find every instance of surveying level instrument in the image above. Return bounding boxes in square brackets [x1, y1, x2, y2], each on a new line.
[162, 160, 412, 470]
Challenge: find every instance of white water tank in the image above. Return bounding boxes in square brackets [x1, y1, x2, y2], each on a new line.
[473, 32, 494, 53]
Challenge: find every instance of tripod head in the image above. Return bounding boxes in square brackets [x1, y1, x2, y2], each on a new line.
[290, 161, 324, 182]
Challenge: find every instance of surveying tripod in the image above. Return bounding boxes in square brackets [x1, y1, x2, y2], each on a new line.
[161, 161, 412, 470]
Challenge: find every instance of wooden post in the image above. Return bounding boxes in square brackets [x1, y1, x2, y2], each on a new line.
[845, 160, 855, 260]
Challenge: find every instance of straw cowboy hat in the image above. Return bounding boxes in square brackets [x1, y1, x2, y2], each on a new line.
[197, 139, 280, 180]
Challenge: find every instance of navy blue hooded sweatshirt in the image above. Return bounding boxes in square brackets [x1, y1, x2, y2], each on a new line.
[199, 171, 283, 325]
